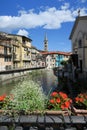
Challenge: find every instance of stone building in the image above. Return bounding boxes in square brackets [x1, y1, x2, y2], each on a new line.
[69, 16, 87, 79]
[0, 32, 13, 71]
[7, 34, 32, 69]
[0, 32, 32, 70]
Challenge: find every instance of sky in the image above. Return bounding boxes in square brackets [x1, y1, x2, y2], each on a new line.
[0, 0, 87, 52]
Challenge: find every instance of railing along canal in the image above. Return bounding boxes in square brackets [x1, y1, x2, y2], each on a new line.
[0, 114, 87, 130]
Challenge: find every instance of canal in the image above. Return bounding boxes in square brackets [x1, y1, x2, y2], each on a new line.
[0, 69, 58, 96]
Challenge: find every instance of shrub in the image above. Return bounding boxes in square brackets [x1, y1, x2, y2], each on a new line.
[5, 80, 46, 112]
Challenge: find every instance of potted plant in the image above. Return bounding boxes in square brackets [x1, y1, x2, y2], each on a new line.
[47, 91, 72, 115]
[0, 80, 46, 115]
[72, 93, 87, 115]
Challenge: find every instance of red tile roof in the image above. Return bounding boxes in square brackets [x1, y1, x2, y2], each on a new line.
[40, 51, 72, 56]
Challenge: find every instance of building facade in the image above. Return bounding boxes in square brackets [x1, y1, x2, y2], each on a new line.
[0, 33, 13, 71]
[0, 31, 71, 71]
[0, 32, 32, 70]
[41, 51, 70, 69]
[69, 16, 87, 79]
[6, 33, 32, 69]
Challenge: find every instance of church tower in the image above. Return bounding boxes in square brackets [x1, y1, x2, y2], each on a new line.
[44, 33, 48, 51]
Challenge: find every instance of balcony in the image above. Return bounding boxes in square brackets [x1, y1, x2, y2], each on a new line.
[31, 50, 36, 54]
[13, 53, 20, 61]
[27, 48, 31, 52]
[31, 57, 36, 61]
[12, 41, 19, 47]
[0, 42, 12, 48]
[5, 65, 12, 70]
[0, 51, 4, 57]
[23, 56, 31, 61]
[0, 52, 12, 57]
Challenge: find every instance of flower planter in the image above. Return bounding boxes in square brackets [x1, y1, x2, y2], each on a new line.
[71, 92, 87, 115]
[43, 110, 70, 115]
[71, 106, 87, 115]
[0, 109, 70, 116]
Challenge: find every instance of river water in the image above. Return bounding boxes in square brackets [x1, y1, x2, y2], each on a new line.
[0, 69, 58, 96]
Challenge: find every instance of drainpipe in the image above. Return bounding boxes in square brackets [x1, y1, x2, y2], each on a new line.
[83, 33, 85, 78]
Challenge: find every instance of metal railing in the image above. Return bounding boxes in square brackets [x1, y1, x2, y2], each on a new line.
[0, 114, 87, 130]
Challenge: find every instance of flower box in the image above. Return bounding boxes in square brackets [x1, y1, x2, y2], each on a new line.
[43, 110, 71, 116]
[0, 91, 72, 116]
[0, 109, 70, 116]
[71, 106, 87, 115]
[72, 93, 87, 115]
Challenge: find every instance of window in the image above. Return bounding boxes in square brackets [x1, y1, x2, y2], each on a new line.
[9, 48, 11, 53]
[65, 56, 68, 58]
[4, 47, 7, 55]
[78, 39, 82, 48]
[46, 58, 48, 62]
[79, 60, 82, 73]
[13, 46, 16, 52]
[4, 57, 7, 62]
[22, 39, 26, 44]
[4, 57, 12, 62]
[9, 57, 11, 61]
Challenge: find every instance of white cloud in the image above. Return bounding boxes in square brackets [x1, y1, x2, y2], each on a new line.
[0, 4, 87, 32]
[61, 3, 70, 10]
[72, 8, 87, 17]
[17, 29, 29, 37]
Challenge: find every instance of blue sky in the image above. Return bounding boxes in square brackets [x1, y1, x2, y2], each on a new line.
[0, 0, 87, 52]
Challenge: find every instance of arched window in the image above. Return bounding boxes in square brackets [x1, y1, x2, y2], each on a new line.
[78, 39, 82, 48]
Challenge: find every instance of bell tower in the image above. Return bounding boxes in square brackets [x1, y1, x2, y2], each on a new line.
[44, 33, 48, 51]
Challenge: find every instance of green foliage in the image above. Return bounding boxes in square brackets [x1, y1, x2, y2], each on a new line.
[60, 60, 68, 66]
[6, 80, 46, 112]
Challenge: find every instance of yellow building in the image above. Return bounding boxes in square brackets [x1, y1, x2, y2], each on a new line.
[21, 36, 32, 68]
[7, 34, 22, 69]
[0, 33, 13, 71]
[7, 34, 32, 69]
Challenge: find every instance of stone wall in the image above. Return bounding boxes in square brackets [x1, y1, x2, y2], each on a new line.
[0, 67, 45, 82]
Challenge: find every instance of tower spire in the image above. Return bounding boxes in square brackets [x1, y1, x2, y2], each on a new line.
[45, 33, 48, 41]
[44, 33, 48, 51]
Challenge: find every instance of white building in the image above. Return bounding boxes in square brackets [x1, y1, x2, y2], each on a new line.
[69, 16, 87, 79]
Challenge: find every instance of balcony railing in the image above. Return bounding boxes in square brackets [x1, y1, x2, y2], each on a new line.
[0, 53, 12, 57]
[23, 56, 31, 61]
[0, 42, 12, 48]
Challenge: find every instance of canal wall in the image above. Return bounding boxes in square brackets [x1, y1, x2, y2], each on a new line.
[0, 67, 45, 82]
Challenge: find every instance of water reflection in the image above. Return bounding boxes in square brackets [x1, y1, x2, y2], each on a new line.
[0, 69, 58, 96]
[40, 69, 58, 95]
[0, 77, 24, 95]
